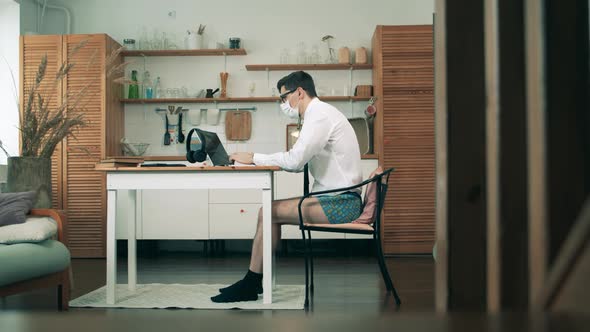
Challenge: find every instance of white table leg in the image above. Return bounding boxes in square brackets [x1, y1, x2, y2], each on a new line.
[127, 190, 138, 292]
[106, 189, 117, 305]
[262, 185, 273, 304]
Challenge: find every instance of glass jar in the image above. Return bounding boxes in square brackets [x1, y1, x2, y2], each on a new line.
[280, 48, 291, 64]
[123, 39, 136, 50]
[229, 37, 241, 49]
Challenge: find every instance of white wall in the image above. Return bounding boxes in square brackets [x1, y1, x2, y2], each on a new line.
[37, 0, 434, 157]
[0, 0, 20, 164]
[20, 0, 68, 35]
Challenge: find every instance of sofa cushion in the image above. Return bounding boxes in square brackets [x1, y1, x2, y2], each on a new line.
[0, 191, 36, 227]
[0, 239, 70, 287]
[0, 216, 57, 244]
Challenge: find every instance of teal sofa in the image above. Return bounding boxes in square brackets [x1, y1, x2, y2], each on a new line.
[0, 209, 71, 310]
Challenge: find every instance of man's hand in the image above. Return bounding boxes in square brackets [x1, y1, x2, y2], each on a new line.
[229, 152, 254, 165]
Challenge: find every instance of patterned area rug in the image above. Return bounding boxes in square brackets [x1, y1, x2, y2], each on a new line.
[70, 283, 305, 310]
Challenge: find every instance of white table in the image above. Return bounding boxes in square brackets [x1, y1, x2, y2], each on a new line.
[97, 166, 279, 305]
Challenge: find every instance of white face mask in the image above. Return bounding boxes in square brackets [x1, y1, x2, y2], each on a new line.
[279, 99, 300, 119]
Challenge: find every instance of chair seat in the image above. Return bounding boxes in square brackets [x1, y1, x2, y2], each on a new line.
[303, 222, 374, 234]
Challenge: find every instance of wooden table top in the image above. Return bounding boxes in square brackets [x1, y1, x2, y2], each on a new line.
[94, 165, 281, 172]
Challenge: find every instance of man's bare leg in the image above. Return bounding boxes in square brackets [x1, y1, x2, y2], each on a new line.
[211, 197, 329, 302]
[249, 196, 329, 273]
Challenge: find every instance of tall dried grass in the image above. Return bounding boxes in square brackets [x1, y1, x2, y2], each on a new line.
[19, 40, 130, 158]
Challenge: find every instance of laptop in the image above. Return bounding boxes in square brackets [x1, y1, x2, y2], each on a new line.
[190, 129, 231, 166]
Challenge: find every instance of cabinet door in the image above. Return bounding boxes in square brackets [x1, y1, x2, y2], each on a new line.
[274, 171, 303, 239]
[274, 171, 304, 200]
[209, 203, 260, 239]
[20, 35, 64, 210]
[62, 34, 106, 257]
[142, 190, 209, 239]
[209, 189, 261, 203]
[375, 25, 435, 253]
[115, 191, 143, 240]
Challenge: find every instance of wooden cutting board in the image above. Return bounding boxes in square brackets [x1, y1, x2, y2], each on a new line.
[225, 110, 252, 141]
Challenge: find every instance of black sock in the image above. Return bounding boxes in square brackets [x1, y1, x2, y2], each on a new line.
[211, 270, 262, 303]
[219, 270, 263, 294]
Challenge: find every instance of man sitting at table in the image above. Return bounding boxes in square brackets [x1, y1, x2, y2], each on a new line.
[211, 71, 363, 303]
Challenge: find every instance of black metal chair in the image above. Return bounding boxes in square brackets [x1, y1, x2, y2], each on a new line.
[297, 166, 401, 308]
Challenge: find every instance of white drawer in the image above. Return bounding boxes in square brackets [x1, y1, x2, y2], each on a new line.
[142, 189, 209, 239]
[274, 171, 304, 200]
[209, 189, 261, 204]
[209, 203, 260, 239]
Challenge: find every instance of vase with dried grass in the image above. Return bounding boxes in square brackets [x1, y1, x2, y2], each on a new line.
[6, 41, 91, 208]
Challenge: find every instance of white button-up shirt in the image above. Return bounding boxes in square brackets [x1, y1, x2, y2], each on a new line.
[253, 98, 362, 194]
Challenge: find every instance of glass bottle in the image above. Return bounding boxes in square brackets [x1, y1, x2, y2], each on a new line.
[280, 48, 291, 64]
[153, 76, 162, 98]
[310, 44, 321, 64]
[142, 70, 153, 99]
[128, 70, 139, 99]
[297, 42, 308, 64]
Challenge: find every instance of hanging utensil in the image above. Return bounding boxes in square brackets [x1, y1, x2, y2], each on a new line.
[164, 114, 171, 145]
[365, 96, 377, 117]
[175, 106, 183, 114]
[178, 112, 185, 143]
[168, 105, 175, 114]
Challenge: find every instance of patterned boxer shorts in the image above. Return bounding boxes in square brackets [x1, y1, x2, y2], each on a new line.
[317, 191, 362, 224]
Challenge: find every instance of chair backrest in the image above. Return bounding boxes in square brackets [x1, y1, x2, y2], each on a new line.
[373, 168, 394, 234]
[352, 167, 395, 228]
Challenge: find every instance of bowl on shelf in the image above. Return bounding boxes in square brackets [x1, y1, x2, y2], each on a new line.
[121, 141, 150, 156]
[348, 117, 370, 155]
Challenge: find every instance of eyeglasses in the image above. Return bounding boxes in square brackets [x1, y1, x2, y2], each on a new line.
[279, 89, 297, 103]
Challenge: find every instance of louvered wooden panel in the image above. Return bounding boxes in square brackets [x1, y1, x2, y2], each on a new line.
[20, 35, 63, 209]
[62, 35, 106, 257]
[20, 34, 122, 258]
[373, 25, 435, 254]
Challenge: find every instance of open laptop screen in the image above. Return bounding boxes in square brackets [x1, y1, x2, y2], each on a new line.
[192, 129, 230, 166]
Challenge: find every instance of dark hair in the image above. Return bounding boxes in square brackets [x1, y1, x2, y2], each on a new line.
[276, 71, 318, 98]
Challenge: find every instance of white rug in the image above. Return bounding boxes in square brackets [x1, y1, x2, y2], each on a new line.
[70, 283, 305, 310]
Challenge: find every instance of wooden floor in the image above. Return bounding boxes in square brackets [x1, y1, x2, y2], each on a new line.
[1, 250, 589, 331]
[1, 251, 434, 312]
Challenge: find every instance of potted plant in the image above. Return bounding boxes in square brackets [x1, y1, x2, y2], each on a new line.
[3, 40, 126, 207]
[3, 41, 131, 208]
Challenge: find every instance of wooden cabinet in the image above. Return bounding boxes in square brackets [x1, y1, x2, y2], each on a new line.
[372, 25, 435, 254]
[209, 203, 261, 239]
[142, 190, 209, 239]
[20, 34, 123, 257]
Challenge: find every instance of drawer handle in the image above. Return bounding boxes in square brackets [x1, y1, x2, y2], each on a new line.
[240, 209, 245, 213]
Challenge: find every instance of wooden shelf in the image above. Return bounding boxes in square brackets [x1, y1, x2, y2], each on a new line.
[361, 154, 378, 159]
[322, 96, 372, 102]
[121, 49, 247, 56]
[120, 96, 372, 104]
[245, 64, 373, 71]
[121, 97, 275, 103]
